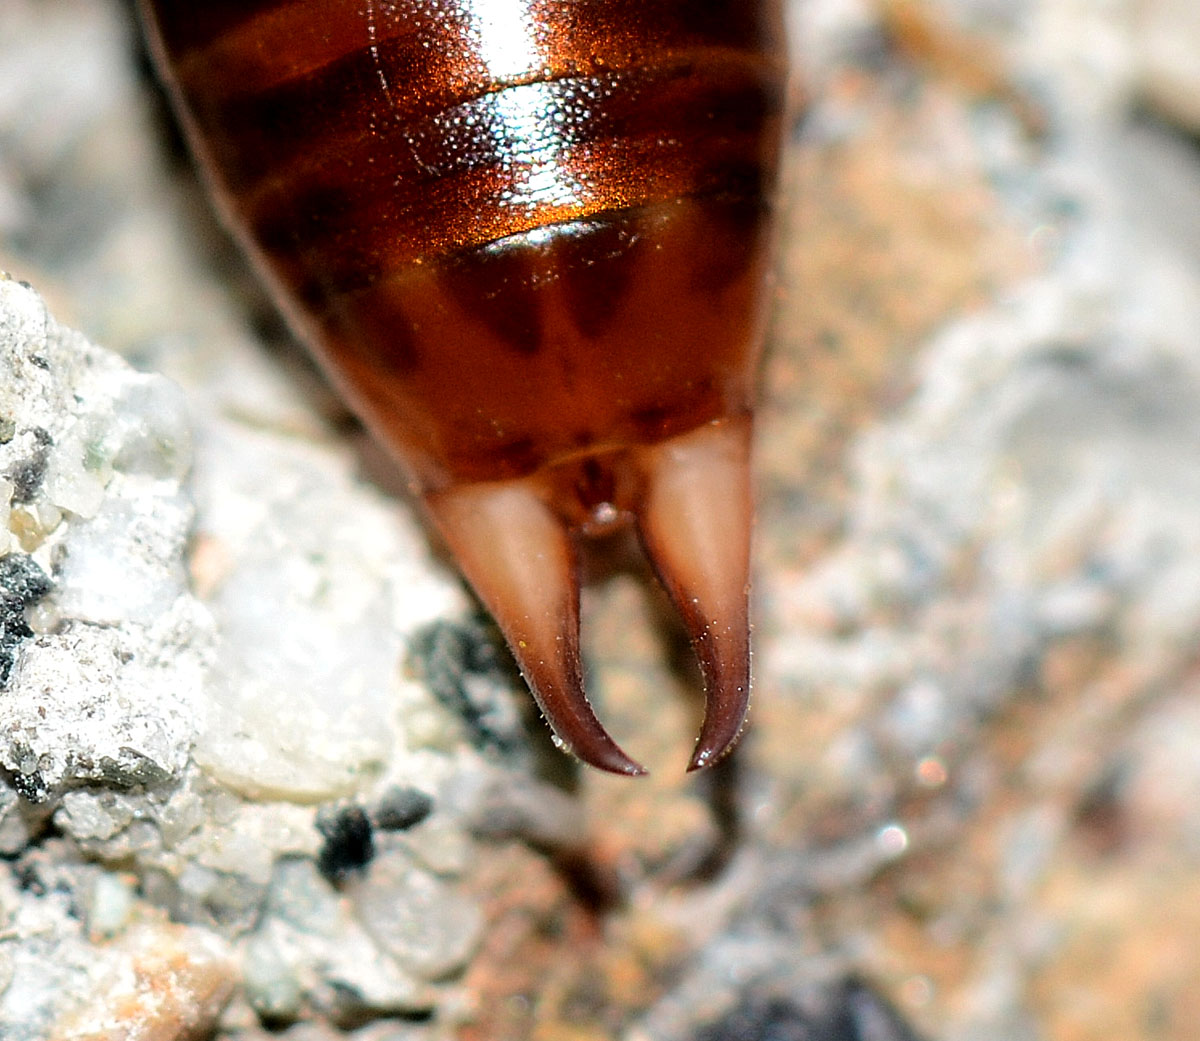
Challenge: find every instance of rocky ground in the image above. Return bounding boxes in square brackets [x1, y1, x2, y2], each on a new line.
[2, 1, 1200, 1039]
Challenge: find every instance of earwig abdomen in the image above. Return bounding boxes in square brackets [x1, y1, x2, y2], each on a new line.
[142, 0, 788, 774]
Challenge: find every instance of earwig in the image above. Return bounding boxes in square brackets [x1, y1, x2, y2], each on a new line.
[140, 0, 788, 775]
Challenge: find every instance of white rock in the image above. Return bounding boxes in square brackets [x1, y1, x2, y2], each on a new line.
[0, 278, 212, 803]
[0, 264, 492, 1033]
[189, 419, 466, 803]
[1, 597, 210, 798]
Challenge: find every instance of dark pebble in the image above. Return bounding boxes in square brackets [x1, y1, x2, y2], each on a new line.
[374, 786, 434, 832]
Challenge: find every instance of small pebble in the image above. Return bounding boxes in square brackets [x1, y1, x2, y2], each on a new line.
[316, 804, 375, 883]
[374, 786, 434, 832]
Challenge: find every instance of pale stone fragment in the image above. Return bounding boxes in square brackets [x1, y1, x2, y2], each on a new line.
[50, 924, 236, 1041]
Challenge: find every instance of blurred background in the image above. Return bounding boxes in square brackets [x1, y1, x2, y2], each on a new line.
[3, 1, 1200, 1038]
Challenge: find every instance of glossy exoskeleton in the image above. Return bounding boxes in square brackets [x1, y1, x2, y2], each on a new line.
[141, 0, 788, 774]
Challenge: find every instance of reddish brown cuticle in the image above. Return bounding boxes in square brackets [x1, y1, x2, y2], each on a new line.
[142, 0, 787, 774]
